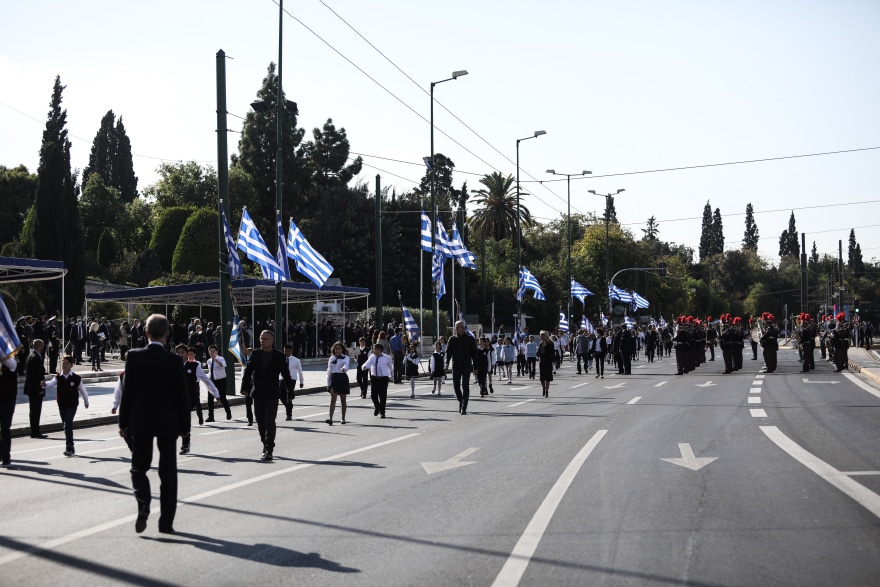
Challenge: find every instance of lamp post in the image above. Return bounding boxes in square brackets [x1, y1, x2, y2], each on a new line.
[588, 189, 624, 317]
[515, 130, 547, 330]
[547, 169, 591, 331]
[430, 69, 468, 340]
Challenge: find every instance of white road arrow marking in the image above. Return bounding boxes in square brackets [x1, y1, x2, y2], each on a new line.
[421, 447, 480, 475]
[660, 443, 718, 471]
[696, 381, 717, 387]
[802, 378, 840, 385]
[604, 383, 626, 389]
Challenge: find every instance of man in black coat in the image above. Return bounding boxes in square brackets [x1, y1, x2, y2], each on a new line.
[119, 314, 190, 534]
[444, 321, 479, 415]
[242, 330, 293, 461]
[24, 339, 47, 438]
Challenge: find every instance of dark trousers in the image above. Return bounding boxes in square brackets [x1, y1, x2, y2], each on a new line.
[594, 353, 605, 376]
[59, 406, 77, 450]
[245, 394, 254, 424]
[73, 339, 84, 363]
[254, 394, 279, 450]
[675, 346, 687, 374]
[356, 367, 369, 396]
[208, 379, 231, 419]
[763, 347, 778, 372]
[371, 375, 389, 415]
[477, 368, 488, 394]
[707, 343, 715, 360]
[451, 366, 472, 412]
[733, 346, 743, 370]
[752, 341, 759, 360]
[622, 353, 632, 374]
[393, 351, 404, 383]
[90, 344, 101, 370]
[722, 347, 733, 372]
[834, 346, 849, 371]
[28, 393, 43, 435]
[131, 433, 178, 529]
[517, 355, 526, 376]
[190, 388, 203, 424]
[803, 344, 815, 371]
[527, 357, 536, 378]
[576, 353, 586, 373]
[0, 400, 14, 463]
[48, 349, 59, 374]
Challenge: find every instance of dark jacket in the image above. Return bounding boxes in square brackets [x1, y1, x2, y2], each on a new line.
[445, 334, 478, 370]
[119, 343, 190, 437]
[242, 349, 293, 400]
[24, 350, 46, 397]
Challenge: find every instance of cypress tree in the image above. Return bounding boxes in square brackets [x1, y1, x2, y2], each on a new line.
[698, 201, 713, 260]
[83, 110, 138, 203]
[711, 208, 724, 255]
[114, 117, 138, 203]
[778, 211, 799, 257]
[742, 203, 759, 252]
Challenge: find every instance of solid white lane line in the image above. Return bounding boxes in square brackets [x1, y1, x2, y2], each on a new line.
[199, 429, 232, 436]
[11, 438, 110, 455]
[492, 429, 608, 587]
[835, 471, 880, 476]
[760, 426, 880, 519]
[750, 388, 762, 394]
[750, 409, 768, 417]
[844, 373, 880, 401]
[570, 382, 590, 389]
[654, 381, 668, 387]
[748, 397, 761, 404]
[44, 445, 128, 461]
[627, 397, 641, 405]
[0, 432, 420, 567]
[507, 399, 537, 408]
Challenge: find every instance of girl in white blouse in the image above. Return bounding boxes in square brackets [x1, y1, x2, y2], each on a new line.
[326, 342, 350, 425]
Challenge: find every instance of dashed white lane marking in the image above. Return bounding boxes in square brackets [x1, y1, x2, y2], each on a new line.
[756, 374, 765, 379]
[748, 397, 761, 404]
[627, 397, 641, 405]
[843, 373, 880, 401]
[750, 409, 768, 417]
[654, 381, 668, 387]
[760, 426, 880, 519]
[752, 380, 763, 386]
[571, 382, 590, 389]
[750, 388, 762, 394]
[492, 430, 608, 587]
[0, 432, 420, 567]
[199, 429, 232, 436]
[508, 399, 537, 408]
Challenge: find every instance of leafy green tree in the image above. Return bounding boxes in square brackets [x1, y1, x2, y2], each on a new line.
[742, 203, 759, 252]
[300, 119, 362, 187]
[0, 165, 37, 247]
[144, 161, 216, 210]
[699, 201, 713, 260]
[130, 248, 164, 286]
[97, 228, 118, 268]
[469, 172, 529, 241]
[150, 207, 193, 272]
[603, 195, 618, 224]
[778, 211, 799, 257]
[234, 62, 306, 228]
[642, 216, 659, 240]
[82, 110, 138, 203]
[115, 198, 154, 256]
[28, 76, 86, 314]
[79, 173, 123, 251]
[415, 153, 457, 216]
[172, 208, 218, 276]
[711, 208, 724, 255]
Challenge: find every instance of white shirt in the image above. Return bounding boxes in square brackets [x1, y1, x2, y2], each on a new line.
[326, 354, 349, 387]
[45, 371, 90, 408]
[286, 355, 304, 386]
[207, 356, 226, 381]
[186, 360, 220, 398]
[112, 372, 124, 410]
[362, 353, 393, 377]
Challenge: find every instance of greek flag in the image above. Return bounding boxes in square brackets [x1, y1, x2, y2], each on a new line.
[287, 218, 334, 288]
[517, 266, 545, 302]
[459, 311, 475, 338]
[632, 292, 650, 309]
[431, 250, 444, 282]
[420, 209, 432, 252]
[608, 284, 633, 303]
[402, 305, 420, 342]
[650, 317, 658, 327]
[435, 257, 446, 300]
[559, 311, 569, 333]
[222, 207, 243, 280]
[601, 314, 609, 328]
[571, 279, 594, 304]
[435, 220, 453, 258]
[450, 222, 477, 269]
[227, 313, 246, 368]
[624, 315, 634, 329]
[659, 316, 667, 328]
[275, 212, 291, 281]
[0, 292, 21, 362]
[237, 208, 285, 280]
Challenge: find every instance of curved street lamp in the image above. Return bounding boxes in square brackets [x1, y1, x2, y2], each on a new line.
[515, 130, 546, 329]
[548, 169, 591, 330]
[588, 189, 625, 318]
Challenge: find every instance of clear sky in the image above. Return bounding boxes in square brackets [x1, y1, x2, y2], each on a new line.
[2, 0, 878, 267]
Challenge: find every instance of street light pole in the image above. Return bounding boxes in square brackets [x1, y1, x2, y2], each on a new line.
[430, 69, 468, 340]
[547, 169, 591, 332]
[589, 189, 624, 319]
[515, 130, 547, 330]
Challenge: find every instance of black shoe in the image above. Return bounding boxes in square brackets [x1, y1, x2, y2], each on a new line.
[285, 416, 292, 421]
[247, 421, 254, 426]
[325, 419, 333, 426]
[180, 445, 190, 455]
[135, 512, 149, 534]
[461, 409, 467, 415]
[374, 409, 379, 416]
[226, 412, 232, 420]
[63, 449, 74, 457]
[158, 526, 175, 534]
[362, 394, 367, 398]
[261, 452, 273, 461]
[380, 413, 386, 418]
[198, 416, 204, 425]
[205, 417, 215, 423]
[31, 433, 48, 439]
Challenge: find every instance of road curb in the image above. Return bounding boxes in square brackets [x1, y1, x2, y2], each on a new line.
[847, 348, 880, 386]
[10, 385, 331, 438]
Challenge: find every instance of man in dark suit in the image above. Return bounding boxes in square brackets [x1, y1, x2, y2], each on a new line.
[70, 317, 86, 364]
[119, 314, 190, 534]
[24, 339, 47, 438]
[242, 330, 293, 461]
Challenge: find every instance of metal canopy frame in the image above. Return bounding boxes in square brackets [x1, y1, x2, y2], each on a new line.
[0, 256, 68, 283]
[85, 278, 370, 307]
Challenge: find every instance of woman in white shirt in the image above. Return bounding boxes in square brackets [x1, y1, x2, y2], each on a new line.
[326, 342, 350, 425]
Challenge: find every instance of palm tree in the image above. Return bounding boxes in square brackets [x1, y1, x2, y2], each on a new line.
[468, 172, 532, 241]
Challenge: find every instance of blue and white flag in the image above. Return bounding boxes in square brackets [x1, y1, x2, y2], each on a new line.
[631, 291, 650, 309]
[581, 315, 596, 334]
[222, 207, 243, 280]
[227, 313, 246, 368]
[517, 266, 545, 302]
[275, 212, 291, 282]
[559, 311, 569, 333]
[650, 317, 658, 328]
[420, 209, 432, 252]
[0, 292, 21, 362]
[435, 256, 446, 300]
[287, 218, 334, 288]
[237, 208, 285, 280]
[402, 305, 420, 342]
[435, 220, 453, 258]
[624, 315, 634, 329]
[601, 314, 610, 328]
[659, 316, 667, 328]
[459, 310, 475, 338]
[571, 279, 594, 304]
[450, 222, 477, 269]
[608, 284, 633, 303]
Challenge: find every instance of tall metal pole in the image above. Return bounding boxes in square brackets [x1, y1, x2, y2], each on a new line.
[605, 197, 610, 313]
[375, 175, 383, 329]
[216, 50, 235, 389]
[567, 176, 571, 330]
[430, 81, 438, 339]
[459, 201, 466, 318]
[274, 0, 284, 347]
[516, 139, 521, 330]
[800, 232, 807, 313]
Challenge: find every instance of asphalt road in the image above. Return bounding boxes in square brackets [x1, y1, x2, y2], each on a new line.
[2, 348, 879, 586]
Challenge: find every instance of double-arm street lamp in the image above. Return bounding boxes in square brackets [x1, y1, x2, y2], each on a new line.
[430, 69, 468, 339]
[547, 169, 591, 331]
[515, 130, 547, 329]
[588, 189, 625, 317]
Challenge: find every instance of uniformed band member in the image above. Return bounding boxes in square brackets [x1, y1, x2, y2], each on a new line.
[760, 313, 779, 373]
[673, 317, 691, 375]
[832, 312, 851, 372]
[720, 315, 736, 374]
[731, 317, 745, 370]
[799, 313, 817, 373]
[705, 316, 717, 361]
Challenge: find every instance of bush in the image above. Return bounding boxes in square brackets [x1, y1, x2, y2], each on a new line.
[150, 207, 193, 272]
[97, 229, 118, 268]
[171, 208, 219, 277]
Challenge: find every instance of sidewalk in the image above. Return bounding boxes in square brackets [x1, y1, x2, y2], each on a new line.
[10, 355, 363, 437]
[845, 346, 880, 385]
